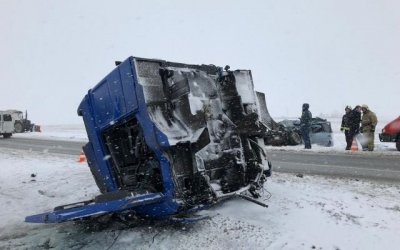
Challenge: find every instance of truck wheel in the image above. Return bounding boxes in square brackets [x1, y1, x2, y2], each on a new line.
[396, 140, 400, 151]
[14, 122, 23, 133]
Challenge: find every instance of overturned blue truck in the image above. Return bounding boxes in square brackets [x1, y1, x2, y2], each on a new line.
[26, 57, 272, 223]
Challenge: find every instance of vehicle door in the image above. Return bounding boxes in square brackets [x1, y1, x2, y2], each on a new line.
[0, 113, 3, 132]
[2, 114, 13, 132]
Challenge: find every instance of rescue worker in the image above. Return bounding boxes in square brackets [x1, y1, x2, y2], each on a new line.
[350, 105, 362, 134]
[360, 104, 378, 151]
[300, 103, 312, 149]
[340, 106, 353, 150]
[347, 105, 362, 148]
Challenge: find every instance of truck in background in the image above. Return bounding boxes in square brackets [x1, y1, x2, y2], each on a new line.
[6, 110, 34, 133]
[379, 116, 400, 151]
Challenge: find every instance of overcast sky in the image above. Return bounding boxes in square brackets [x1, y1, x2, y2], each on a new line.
[0, 0, 399, 125]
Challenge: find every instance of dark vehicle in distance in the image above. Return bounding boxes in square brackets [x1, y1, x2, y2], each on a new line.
[264, 122, 302, 146]
[379, 116, 400, 151]
[265, 117, 333, 147]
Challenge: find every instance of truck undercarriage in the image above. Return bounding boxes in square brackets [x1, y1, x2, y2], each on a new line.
[25, 57, 272, 224]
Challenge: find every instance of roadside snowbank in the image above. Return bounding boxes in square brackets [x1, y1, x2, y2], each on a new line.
[1, 149, 399, 249]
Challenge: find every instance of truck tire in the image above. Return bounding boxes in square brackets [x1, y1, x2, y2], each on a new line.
[14, 122, 23, 133]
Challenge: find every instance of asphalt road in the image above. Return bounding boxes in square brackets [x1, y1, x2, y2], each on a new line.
[268, 150, 400, 182]
[0, 137, 85, 155]
[1, 137, 400, 182]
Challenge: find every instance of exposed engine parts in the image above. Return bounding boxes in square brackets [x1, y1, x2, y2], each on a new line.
[26, 57, 272, 223]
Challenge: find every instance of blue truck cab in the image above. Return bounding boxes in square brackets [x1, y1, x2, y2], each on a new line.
[26, 57, 272, 223]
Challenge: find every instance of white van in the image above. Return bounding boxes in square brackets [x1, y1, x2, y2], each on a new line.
[0, 111, 14, 138]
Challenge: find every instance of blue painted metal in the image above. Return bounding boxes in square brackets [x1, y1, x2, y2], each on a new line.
[78, 57, 176, 195]
[25, 193, 165, 223]
[132, 80, 176, 198]
[26, 57, 180, 223]
[25, 56, 271, 224]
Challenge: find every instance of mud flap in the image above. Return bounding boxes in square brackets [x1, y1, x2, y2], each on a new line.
[25, 193, 164, 223]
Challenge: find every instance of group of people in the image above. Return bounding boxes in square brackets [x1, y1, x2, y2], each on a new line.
[299, 103, 378, 151]
[341, 105, 378, 151]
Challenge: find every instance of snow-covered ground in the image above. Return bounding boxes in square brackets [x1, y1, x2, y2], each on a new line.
[2, 117, 399, 249]
[1, 148, 399, 249]
[13, 124, 88, 142]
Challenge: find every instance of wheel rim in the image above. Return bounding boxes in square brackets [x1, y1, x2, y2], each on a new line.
[15, 123, 23, 133]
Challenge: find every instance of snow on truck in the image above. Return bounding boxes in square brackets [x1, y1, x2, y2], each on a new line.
[379, 116, 400, 151]
[26, 57, 273, 223]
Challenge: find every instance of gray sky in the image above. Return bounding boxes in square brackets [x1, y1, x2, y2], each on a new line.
[1, 0, 399, 125]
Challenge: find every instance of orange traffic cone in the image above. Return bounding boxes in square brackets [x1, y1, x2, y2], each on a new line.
[351, 138, 358, 152]
[78, 151, 87, 163]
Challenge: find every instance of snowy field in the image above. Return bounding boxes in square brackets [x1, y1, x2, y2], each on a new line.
[1, 117, 399, 249]
[0, 148, 400, 249]
[13, 124, 88, 142]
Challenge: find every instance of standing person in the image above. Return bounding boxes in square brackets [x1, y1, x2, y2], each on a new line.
[360, 104, 378, 151]
[340, 106, 353, 150]
[350, 105, 362, 134]
[300, 103, 312, 149]
[348, 105, 362, 147]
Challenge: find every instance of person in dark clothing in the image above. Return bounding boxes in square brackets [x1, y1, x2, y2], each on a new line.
[350, 105, 362, 134]
[340, 105, 353, 150]
[300, 103, 312, 149]
[348, 105, 362, 147]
